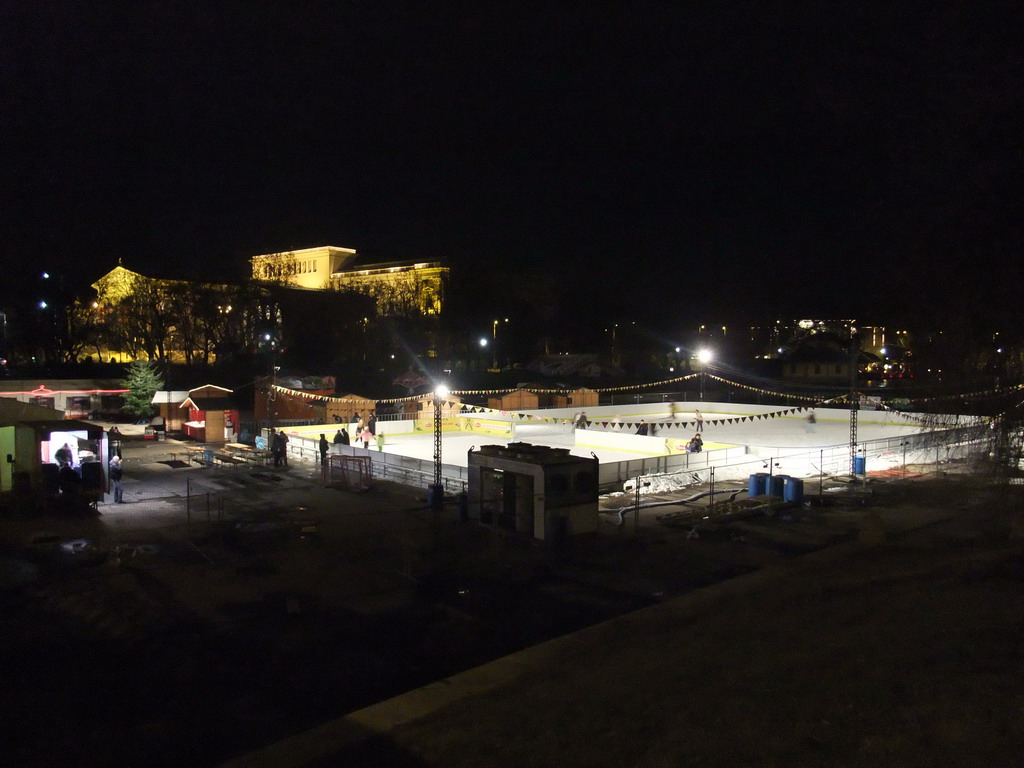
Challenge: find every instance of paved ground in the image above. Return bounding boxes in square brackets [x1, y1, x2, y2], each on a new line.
[2, 429, 1022, 767]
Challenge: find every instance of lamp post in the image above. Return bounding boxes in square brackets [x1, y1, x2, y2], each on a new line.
[697, 348, 713, 402]
[491, 318, 508, 369]
[430, 383, 449, 509]
[264, 333, 278, 430]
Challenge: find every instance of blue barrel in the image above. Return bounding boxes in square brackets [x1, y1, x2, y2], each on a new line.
[853, 455, 866, 475]
[749, 473, 768, 497]
[784, 476, 805, 503]
[766, 474, 787, 498]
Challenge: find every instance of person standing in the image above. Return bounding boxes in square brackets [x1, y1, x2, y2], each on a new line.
[375, 431, 385, 452]
[109, 455, 124, 503]
[279, 430, 290, 466]
[333, 429, 344, 445]
[270, 429, 282, 467]
[108, 426, 123, 458]
[359, 426, 373, 449]
[318, 434, 330, 466]
[55, 442, 73, 467]
[340, 428, 350, 446]
[694, 409, 704, 432]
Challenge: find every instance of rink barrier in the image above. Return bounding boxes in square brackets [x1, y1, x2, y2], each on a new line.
[265, 416, 985, 497]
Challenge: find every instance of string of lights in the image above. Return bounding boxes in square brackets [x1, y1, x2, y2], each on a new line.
[269, 373, 1021, 415]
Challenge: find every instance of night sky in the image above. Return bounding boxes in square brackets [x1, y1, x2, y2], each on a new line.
[2, 2, 1020, 326]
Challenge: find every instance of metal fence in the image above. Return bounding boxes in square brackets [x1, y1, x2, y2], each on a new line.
[270, 421, 992, 498]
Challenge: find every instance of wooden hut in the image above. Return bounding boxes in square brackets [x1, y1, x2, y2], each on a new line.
[549, 387, 599, 409]
[326, 393, 377, 427]
[151, 391, 190, 433]
[405, 393, 463, 421]
[180, 385, 239, 443]
[487, 389, 539, 411]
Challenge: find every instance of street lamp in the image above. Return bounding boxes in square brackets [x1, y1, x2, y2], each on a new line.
[697, 348, 713, 401]
[430, 383, 449, 509]
[491, 318, 509, 369]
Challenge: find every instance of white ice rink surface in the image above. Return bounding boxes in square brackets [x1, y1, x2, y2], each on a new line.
[321, 408, 929, 470]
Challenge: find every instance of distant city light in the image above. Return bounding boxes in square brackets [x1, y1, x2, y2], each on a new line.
[38, 300, 47, 309]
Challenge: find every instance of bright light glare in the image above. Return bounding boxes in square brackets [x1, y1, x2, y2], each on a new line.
[479, 338, 488, 347]
[435, 384, 449, 398]
[697, 349, 713, 364]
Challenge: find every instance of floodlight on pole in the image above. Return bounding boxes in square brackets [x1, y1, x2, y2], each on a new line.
[430, 383, 449, 509]
[697, 348, 712, 401]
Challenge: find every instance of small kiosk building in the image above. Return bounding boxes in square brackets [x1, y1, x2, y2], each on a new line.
[0, 398, 109, 508]
[180, 385, 238, 443]
[467, 443, 598, 541]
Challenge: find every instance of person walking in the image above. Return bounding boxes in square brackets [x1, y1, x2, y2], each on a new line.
[109, 455, 124, 503]
[318, 433, 330, 466]
[375, 431, 385, 452]
[359, 426, 373, 449]
[694, 409, 704, 432]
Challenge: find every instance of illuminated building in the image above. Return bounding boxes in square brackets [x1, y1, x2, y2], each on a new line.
[250, 245, 447, 316]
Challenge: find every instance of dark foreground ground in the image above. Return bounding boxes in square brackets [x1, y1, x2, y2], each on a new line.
[1, 443, 1022, 767]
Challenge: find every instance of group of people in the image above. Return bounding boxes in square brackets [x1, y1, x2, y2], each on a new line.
[269, 428, 290, 467]
[318, 425, 381, 465]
